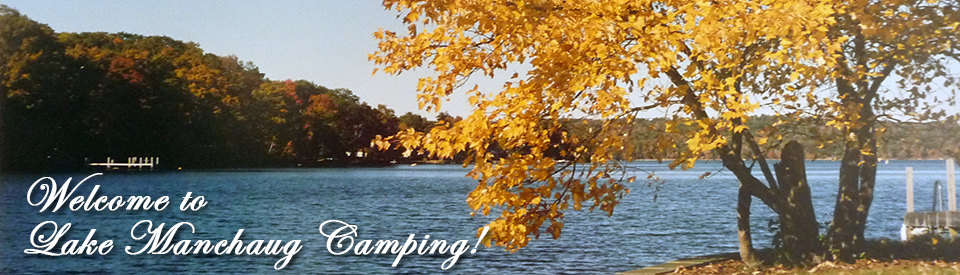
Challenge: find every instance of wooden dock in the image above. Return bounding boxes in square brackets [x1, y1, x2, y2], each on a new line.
[904, 212, 960, 229]
[88, 157, 159, 170]
[902, 159, 959, 240]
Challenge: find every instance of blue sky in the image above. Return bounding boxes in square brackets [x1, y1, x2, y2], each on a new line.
[4, 1, 958, 120]
[3, 0, 469, 118]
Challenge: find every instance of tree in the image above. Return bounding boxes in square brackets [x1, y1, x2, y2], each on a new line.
[1, 5, 91, 171]
[250, 79, 401, 164]
[397, 111, 431, 132]
[816, 0, 960, 260]
[2, 6, 418, 172]
[371, 0, 960, 265]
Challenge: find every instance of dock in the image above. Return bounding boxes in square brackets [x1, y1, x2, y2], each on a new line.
[88, 157, 159, 170]
[904, 212, 960, 229]
[902, 158, 959, 240]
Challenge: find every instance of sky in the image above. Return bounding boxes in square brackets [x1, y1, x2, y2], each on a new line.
[2, 0, 471, 118]
[4, 1, 958, 120]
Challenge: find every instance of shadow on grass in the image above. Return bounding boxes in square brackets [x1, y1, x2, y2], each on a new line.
[862, 235, 960, 262]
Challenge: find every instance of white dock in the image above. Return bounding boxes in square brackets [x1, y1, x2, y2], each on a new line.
[88, 157, 159, 170]
[902, 158, 959, 240]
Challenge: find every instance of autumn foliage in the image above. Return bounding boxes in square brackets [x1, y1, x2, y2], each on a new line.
[0, 5, 415, 171]
[371, 0, 960, 262]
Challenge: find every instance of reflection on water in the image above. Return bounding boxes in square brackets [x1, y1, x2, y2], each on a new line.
[0, 160, 953, 274]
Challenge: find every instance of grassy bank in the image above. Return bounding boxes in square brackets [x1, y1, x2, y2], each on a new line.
[673, 236, 960, 274]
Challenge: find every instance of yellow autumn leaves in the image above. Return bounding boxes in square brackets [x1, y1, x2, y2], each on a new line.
[371, 0, 959, 252]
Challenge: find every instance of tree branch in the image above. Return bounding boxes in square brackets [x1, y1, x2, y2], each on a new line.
[743, 128, 780, 193]
[664, 66, 782, 214]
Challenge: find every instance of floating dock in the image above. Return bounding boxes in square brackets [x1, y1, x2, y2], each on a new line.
[88, 157, 159, 170]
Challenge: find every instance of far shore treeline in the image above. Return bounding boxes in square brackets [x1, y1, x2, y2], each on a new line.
[0, 6, 436, 172]
[1, 6, 957, 173]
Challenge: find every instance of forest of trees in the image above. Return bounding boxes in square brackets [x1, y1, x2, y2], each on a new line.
[0, 6, 447, 172]
[2, 5, 957, 174]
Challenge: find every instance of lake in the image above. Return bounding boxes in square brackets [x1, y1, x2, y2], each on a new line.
[0, 160, 954, 274]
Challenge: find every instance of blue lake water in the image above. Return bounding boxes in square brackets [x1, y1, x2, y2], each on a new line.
[0, 160, 955, 274]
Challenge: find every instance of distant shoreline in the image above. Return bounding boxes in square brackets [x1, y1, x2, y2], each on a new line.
[3, 158, 953, 175]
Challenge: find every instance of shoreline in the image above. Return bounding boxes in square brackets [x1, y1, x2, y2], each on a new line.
[616, 252, 740, 275]
[3, 158, 952, 175]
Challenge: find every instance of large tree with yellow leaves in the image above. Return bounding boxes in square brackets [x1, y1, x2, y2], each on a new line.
[372, 0, 960, 265]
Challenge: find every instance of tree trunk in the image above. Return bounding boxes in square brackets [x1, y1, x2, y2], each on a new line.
[854, 115, 878, 248]
[668, 66, 817, 266]
[737, 183, 759, 267]
[827, 67, 880, 261]
[824, 29, 888, 261]
[774, 141, 821, 265]
[725, 141, 823, 267]
[829, 112, 878, 261]
[827, 134, 862, 261]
